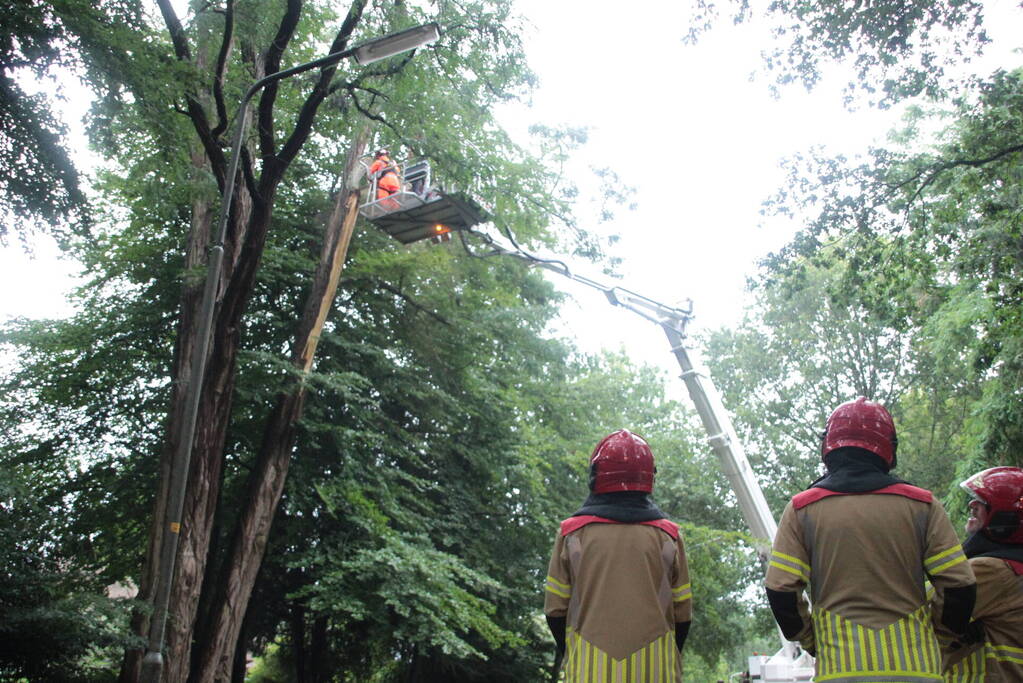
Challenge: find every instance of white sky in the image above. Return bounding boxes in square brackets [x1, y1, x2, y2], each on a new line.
[2, 0, 1021, 388]
[496, 0, 1023, 385]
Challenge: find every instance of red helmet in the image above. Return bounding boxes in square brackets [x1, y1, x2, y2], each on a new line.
[821, 396, 898, 468]
[589, 429, 655, 494]
[961, 466, 1023, 544]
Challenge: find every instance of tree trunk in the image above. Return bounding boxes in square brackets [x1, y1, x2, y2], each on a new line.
[123, 3, 371, 678]
[121, 162, 257, 683]
[309, 615, 328, 683]
[291, 603, 308, 683]
[120, 146, 217, 682]
[229, 604, 251, 683]
[191, 132, 369, 682]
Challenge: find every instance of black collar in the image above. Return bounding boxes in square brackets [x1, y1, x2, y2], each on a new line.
[571, 491, 666, 523]
[810, 448, 906, 493]
[963, 532, 1023, 563]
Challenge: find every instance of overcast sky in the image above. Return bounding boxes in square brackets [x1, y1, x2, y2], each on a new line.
[496, 0, 1023, 384]
[2, 0, 1021, 389]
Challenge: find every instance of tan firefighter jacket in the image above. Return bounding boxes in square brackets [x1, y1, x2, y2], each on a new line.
[934, 556, 1023, 681]
[544, 516, 691, 682]
[766, 484, 976, 683]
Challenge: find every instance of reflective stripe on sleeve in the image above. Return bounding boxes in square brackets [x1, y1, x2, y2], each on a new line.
[924, 544, 967, 575]
[770, 550, 810, 582]
[544, 574, 571, 598]
[672, 581, 692, 603]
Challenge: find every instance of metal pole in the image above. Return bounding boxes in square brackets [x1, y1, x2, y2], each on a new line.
[139, 45, 358, 683]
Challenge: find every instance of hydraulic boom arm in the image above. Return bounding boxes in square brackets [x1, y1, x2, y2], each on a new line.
[475, 235, 778, 549]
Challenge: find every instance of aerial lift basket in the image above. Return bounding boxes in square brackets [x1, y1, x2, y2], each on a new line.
[359, 159, 489, 244]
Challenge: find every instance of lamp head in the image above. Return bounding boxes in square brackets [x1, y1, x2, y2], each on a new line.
[353, 23, 440, 66]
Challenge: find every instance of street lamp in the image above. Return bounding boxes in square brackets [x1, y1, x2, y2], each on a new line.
[140, 22, 440, 683]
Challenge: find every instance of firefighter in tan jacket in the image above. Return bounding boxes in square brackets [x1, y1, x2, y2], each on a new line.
[934, 466, 1023, 681]
[543, 430, 691, 682]
[765, 397, 977, 682]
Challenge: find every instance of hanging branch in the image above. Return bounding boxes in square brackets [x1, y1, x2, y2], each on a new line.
[256, 0, 304, 162]
[156, 0, 226, 187]
[210, 0, 235, 138]
[350, 88, 405, 140]
[905, 143, 1023, 205]
[272, 0, 368, 175]
[882, 143, 1023, 206]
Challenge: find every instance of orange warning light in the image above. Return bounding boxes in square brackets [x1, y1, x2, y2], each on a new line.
[434, 224, 450, 234]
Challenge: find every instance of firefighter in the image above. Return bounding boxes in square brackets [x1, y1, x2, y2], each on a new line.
[368, 149, 400, 202]
[765, 397, 977, 681]
[934, 466, 1023, 681]
[543, 430, 691, 682]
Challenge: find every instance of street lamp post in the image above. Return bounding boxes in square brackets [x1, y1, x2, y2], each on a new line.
[139, 22, 440, 683]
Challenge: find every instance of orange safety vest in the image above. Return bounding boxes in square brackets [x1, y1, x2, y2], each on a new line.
[369, 156, 400, 195]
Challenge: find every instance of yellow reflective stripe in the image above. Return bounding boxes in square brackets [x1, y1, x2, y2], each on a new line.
[545, 583, 570, 598]
[811, 605, 942, 680]
[672, 581, 692, 602]
[545, 575, 571, 598]
[826, 609, 838, 674]
[547, 574, 570, 590]
[903, 614, 919, 671]
[925, 544, 961, 565]
[773, 550, 810, 571]
[858, 621, 869, 670]
[769, 560, 810, 582]
[590, 637, 596, 682]
[564, 628, 575, 680]
[928, 552, 965, 572]
[925, 544, 966, 574]
[815, 672, 944, 681]
[561, 628, 689, 682]
[992, 643, 1023, 663]
[879, 625, 891, 672]
[844, 617, 855, 671]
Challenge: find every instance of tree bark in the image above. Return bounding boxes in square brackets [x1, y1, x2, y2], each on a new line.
[191, 131, 369, 682]
[119, 145, 217, 682]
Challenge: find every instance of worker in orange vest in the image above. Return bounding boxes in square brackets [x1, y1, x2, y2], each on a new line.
[933, 466, 1023, 681]
[543, 430, 692, 682]
[765, 397, 977, 681]
[368, 149, 400, 202]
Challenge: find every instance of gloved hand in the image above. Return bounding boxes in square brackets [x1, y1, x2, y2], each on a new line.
[960, 620, 985, 646]
[546, 615, 567, 659]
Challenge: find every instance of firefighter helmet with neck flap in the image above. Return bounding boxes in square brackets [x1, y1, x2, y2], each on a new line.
[961, 466, 1023, 544]
[589, 429, 655, 494]
[821, 396, 898, 469]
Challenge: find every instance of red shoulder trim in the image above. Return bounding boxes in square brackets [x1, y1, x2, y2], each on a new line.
[560, 515, 607, 535]
[559, 515, 678, 540]
[792, 483, 933, 510]
[644, 519, 680, 540]
[1006, 559, 1023, 576]
[792, 488, 835, 509]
